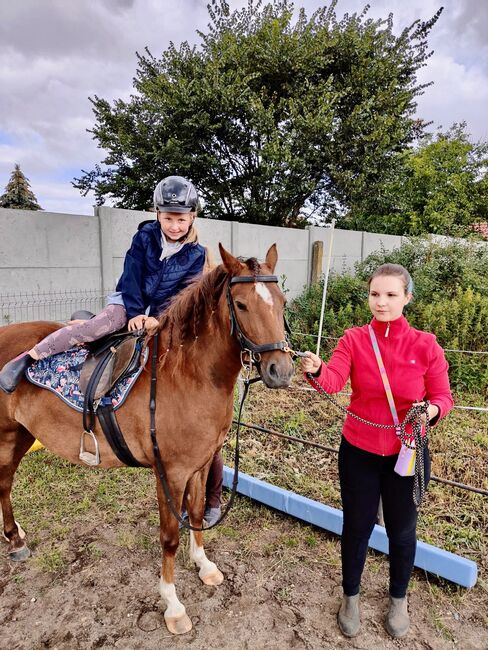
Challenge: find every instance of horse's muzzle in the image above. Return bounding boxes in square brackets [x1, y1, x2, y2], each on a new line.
[260, 354, 294, 388]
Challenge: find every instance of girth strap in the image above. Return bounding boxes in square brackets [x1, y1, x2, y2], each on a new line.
[97, 404, 144, 467]
[82, 332, 145, 468]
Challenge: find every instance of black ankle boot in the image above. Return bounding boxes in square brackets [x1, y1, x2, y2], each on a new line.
[0, 353, 33, 394]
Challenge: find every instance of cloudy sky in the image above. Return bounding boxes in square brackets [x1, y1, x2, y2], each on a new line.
[1, 0, 487, 215]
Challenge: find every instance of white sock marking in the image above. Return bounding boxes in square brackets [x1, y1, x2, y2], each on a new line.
[190, 531, 218, 579]
[159, 578, 186, 619]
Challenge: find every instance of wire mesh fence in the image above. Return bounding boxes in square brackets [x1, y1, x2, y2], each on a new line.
[0, 289, 105, 325]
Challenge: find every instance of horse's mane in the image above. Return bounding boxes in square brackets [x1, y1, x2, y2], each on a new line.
[156, 257, 261, 366]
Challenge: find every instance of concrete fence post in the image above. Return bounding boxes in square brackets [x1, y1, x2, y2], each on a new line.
[97, 206, 115, 294]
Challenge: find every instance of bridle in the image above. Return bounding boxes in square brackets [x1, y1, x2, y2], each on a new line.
[226, 274, 293, 373]
[150, 271, 294, 532]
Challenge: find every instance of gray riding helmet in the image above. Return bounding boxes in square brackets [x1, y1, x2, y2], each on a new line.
[153, 176, 199, 213]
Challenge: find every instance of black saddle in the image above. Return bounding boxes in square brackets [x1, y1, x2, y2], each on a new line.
[70, 309, 146, 468]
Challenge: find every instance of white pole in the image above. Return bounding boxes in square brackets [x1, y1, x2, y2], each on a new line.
[316, 218, 336, 356]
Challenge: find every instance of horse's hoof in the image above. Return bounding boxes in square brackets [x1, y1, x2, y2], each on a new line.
[200, 568, 224, 586]
[164, 612, 192, 635]
[8, 545, 31, 562]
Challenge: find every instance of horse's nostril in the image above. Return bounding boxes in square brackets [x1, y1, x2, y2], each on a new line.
[269, 363, 277, 377]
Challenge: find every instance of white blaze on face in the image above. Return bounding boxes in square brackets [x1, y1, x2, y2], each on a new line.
[255, 282, 274, 307]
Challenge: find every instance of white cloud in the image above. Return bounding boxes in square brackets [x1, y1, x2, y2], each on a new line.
[416, 54, 488, 140]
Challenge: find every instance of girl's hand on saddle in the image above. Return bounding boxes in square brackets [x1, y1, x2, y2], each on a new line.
[413, 401, 439, 424]
[143, 316, 159, 335]
[128, 315, 159, 333]
[300, 351, 322, 375]
[128, 315, 146, 331]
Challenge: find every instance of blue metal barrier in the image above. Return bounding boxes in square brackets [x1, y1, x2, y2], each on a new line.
[223, 466, 478, 588]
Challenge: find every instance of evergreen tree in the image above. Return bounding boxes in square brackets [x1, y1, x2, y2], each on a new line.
[0, 164, 42, 210]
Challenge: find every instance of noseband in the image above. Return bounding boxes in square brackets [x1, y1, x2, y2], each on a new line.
[226, 275, 292, 368]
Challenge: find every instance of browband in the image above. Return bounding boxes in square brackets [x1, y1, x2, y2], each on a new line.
[230, 275, 278, 285]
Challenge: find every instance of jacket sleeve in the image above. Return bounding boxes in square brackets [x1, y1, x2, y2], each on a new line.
[115, 231, 146, 319]
[305, 333, 352, 394]
[424, 338, 454, 424]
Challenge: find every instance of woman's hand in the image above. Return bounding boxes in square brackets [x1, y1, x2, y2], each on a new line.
[413, 401, 439, 424]
[300, 351, 322, 375]
[128, 315, 160, 333]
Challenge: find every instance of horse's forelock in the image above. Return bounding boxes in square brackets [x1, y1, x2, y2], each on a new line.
[238, 256, 261, 276]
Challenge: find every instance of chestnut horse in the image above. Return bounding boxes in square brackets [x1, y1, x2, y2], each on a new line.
[0, 244, 294, 635]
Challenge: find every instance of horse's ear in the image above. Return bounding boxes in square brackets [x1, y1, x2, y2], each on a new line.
[265, 243, 278, 273]
[219, 243, 245, 276]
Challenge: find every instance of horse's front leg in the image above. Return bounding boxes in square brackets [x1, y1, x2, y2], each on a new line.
[154, 475, 192, 635]
[187, 468, 224, 586]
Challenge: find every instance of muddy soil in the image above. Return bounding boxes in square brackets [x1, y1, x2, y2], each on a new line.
[1, 504, 486, 650]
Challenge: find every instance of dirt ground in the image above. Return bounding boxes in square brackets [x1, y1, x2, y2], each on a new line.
[1, 499, 487, 650]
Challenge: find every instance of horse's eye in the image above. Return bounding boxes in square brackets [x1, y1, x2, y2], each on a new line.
[236, 301, 247, 311]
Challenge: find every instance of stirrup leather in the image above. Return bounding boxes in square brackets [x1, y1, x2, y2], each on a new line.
[79, 429, 100, 466]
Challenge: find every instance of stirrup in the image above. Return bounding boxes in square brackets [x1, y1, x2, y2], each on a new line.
[79, 430, 100, 466]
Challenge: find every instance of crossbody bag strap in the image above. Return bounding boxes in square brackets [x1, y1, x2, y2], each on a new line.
[368, 324, 400, 429]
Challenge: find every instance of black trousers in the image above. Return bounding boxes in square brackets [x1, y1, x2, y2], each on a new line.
[339, 437, 430, 598]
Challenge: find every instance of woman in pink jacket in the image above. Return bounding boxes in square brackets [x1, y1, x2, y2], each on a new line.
[301, 263, 453, 640]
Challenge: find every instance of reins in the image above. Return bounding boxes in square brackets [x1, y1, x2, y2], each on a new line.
[150, 272, 291, 531]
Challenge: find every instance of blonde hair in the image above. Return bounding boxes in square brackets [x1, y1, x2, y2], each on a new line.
[179, 217, 215, 272]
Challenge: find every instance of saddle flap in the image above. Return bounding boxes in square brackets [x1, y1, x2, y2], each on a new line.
[80, 334, 143, 400]
[111, 336, 141, 388]
[79, 355, 98, 396]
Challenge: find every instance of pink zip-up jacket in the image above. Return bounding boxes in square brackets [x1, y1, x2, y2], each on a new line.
[306, 315, 454, 456]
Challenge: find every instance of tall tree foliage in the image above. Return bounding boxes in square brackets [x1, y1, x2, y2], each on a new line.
[75, 0, 442, 226]
[344, 123, 488, 236]
[0, 164, 42, 210]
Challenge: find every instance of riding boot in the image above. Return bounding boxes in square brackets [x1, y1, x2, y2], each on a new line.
[385, 596, 410, 638]
[178, 510, 189, 530]
[0, 352, 33, 394]
[337, 594, 360, 637]
[204, 506, 221, 527]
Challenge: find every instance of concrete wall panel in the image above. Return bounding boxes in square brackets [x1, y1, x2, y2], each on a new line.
[362, 231, 402, 259]
[1, 207, 484, 322]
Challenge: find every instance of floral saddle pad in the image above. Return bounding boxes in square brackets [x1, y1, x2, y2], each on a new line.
[26, 345, 148, 412]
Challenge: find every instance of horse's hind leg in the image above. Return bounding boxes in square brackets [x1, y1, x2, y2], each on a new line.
[0, 425, 34, 561]
[154, 475, 192, 635]
[187, 468, 224, 586]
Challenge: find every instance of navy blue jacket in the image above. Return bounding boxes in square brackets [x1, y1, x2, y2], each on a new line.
[116, 221, 206, 318]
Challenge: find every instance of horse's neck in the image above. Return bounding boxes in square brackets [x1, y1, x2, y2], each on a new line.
[194, 302, 242, 387]
[157, 300, 242, 390]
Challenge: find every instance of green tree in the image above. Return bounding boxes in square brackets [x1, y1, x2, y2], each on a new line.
[345, 123, 488, 236]
[75, 0, 442, 226]
[0, 164, 42, 210]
